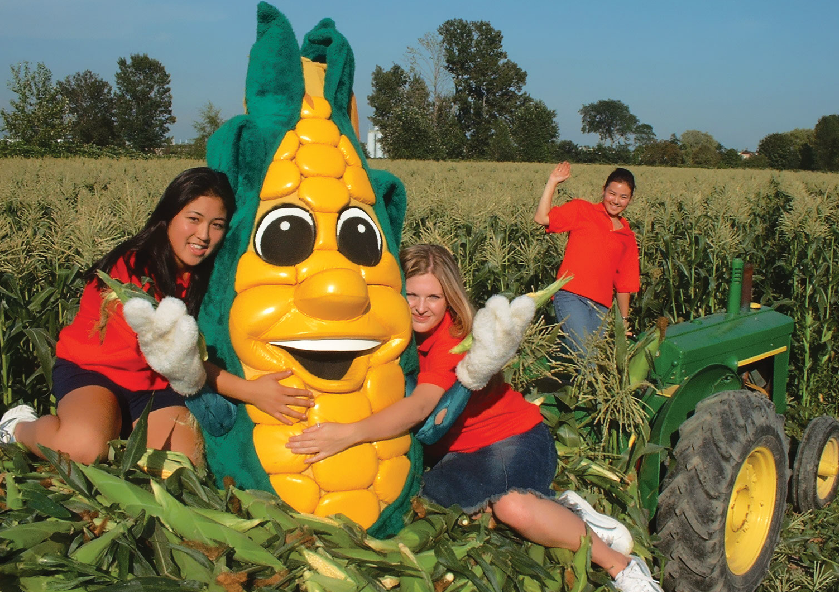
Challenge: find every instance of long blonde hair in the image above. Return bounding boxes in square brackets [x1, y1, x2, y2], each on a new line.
[400, 244, 473, 338]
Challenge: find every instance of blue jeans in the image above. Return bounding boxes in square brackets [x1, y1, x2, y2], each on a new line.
[553, 290, 608, 358]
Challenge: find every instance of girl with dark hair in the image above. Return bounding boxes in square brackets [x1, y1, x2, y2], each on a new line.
[0, 168, 312, 465]
[286, 244, 662, 592]
[534, 162, 640, 357]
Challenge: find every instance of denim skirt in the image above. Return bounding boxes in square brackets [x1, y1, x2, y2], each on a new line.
[419, 422, 558, 513]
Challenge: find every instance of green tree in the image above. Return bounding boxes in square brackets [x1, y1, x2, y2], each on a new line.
[57, 70, 117, 146]
[579, 99, 639, 145]
[0, 61, 68, 147]
[439, 19, 527, 159]
[632, 123, 656, 147]
[369, 64, 444, 159]
[813, 115, 839, 171]
[680, 130, 721, 167]
[758, 132, 800, 169]
[719, 148, 744, 168]
[511, 98, 559, 162]
[788, 128, 816, 170]
[637, 140, 683, 166]
[191, 102, 225, 157]
[114, 54, 175, 153]
[488, 120, 517, 162]
[404, 32, 453, 121]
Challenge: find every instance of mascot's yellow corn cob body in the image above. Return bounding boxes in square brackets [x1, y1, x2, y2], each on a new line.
[192, 4, 420, 537]
[232, 60, 412, 527]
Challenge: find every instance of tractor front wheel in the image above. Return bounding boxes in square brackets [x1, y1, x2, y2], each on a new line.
[791, 415, 839, 512]
[656, 390, 788, 592]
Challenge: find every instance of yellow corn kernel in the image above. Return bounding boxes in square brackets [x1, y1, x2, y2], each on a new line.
[270, 474, 320, 514]
[296, 118, 341, 146]
[275, 132, 300, 160]
[312, 444, 378, 491]
[298, 177, 349, 213]
[315, 490, 380, 528]
[310, 392, 372, 424]
[343, 165, 376, 204]
[374, 456, 412, 504]
[365, 363, 407, 413]
[373, 434, 411, 460]
[300, 94, 332, 120]
[260, 160, 301, 200]
[338, 136, 362, 167]
[252, 423, 308, 474]
[297, 144, 346, 178]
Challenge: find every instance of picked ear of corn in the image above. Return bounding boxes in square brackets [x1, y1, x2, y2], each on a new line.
[96, 269, 157, 306]
[450, 275, 572, 354]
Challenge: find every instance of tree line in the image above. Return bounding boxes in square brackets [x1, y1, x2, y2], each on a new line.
[3, 29, 839, 172]
[0, 56, 212, 157]
[370, 19, 839, 171]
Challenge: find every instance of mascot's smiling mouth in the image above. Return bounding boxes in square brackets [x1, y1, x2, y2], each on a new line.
[271, 339, 381, 381]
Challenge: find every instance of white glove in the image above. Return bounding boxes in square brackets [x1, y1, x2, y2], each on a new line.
[123, 297, 206, 396]
[456, 294, 536, 390]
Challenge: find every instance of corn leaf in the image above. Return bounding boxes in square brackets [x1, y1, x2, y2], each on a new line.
[77, 464, 162, 520]
[121, 399, 152, 476]
[150, 481, 285, 570]
[0, 520, 75, 550]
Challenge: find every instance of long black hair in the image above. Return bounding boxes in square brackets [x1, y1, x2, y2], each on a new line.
[89, 167, 235, 316]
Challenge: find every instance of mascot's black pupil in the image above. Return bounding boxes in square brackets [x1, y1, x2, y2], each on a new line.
[254, 206, 315, 266]
[337, 208, 382, 266]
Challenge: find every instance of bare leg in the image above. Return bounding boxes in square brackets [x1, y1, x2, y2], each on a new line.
[492, 491, 629, 578]
[15, 386, 122, 464]
[142, 406, 202, 466]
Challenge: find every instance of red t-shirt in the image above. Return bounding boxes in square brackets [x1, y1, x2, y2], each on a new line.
[547, 199, 640, 307]
[417, 313, 543, 457]
[55, 256, 189, 391]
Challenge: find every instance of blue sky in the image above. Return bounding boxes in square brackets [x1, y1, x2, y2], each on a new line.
[1, 0, 836, 151]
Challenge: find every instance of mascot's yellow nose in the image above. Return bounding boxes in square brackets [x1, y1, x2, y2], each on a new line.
[295, 268, 370, 320]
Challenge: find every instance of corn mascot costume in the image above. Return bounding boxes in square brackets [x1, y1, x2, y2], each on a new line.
[187, 2, 421, 538]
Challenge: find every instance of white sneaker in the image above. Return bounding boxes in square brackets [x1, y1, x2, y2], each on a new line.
[557, 490, 634, 556]
[613, 556, 663, 592]
[0, 404, 38, 444]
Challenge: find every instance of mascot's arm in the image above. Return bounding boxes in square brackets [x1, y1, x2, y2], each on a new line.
[286, 383, 443, 463]
[204, 365, 313, 425]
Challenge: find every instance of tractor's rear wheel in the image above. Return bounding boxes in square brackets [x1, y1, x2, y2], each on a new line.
[791, 415, 839, 512]
[656, 390, 788, 592]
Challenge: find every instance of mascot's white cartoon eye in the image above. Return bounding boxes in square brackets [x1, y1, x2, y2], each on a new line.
[336, 207, 382, 267]
[254, 205, 315, 266]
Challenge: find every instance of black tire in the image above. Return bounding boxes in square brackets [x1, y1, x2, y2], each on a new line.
[655, 390, 789, 592]
[791, 415, 839, 512]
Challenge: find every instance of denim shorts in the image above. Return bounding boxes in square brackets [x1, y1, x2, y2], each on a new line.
[419, 422, 558, 513]
[52, 358, 185, 438]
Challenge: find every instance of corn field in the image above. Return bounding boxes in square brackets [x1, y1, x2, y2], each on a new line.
[1, 157, 838, 591]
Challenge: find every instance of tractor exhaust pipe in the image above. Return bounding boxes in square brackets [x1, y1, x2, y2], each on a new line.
[727, 259, 743, 318]
[726, 258, 754, 319]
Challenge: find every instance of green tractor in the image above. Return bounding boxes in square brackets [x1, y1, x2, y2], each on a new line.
[633, 258, 839, 592]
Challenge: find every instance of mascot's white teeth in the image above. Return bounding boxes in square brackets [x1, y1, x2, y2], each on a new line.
[270, 339, 381, 352]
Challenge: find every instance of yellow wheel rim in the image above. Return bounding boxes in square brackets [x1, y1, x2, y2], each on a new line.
[725, 446, 777, 575]
[816, 436, 839, 502]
